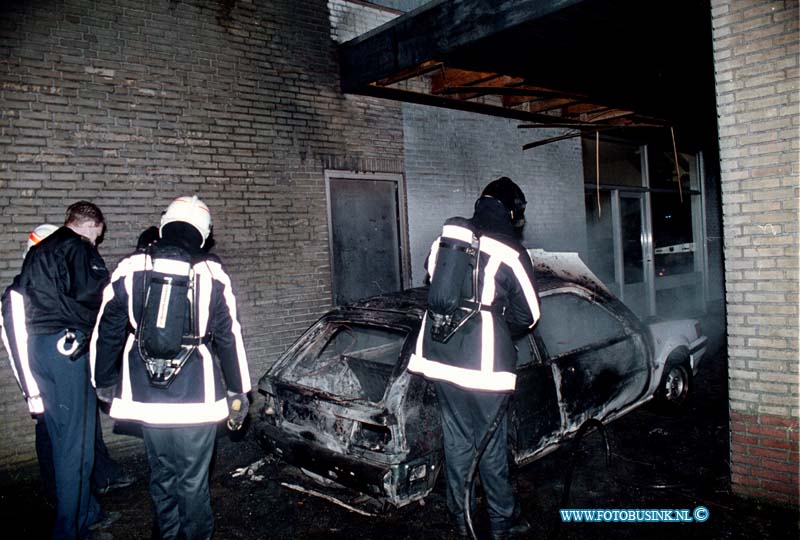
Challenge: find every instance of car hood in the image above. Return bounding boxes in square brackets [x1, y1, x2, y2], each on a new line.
[527, 249, 612, 296]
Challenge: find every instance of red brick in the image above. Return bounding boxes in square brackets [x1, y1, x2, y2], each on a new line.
[732, 433, 760, 445]
[747, 424, 789, 439]
[731, 473, 760, 486]
[754, 467, 798, 483]
[760, 415, 799, 429]
[731, 463, 751, 475]
[751, 446, 791, 460]
[730, 411, 748, 422]
[731, 454, 762, 467]
[763, 459, 800, 474]
[761, 438, 794, 450]
[730, 420, 748, 433]
[761, 480, 800, 495]
[731, 443, 751, 456]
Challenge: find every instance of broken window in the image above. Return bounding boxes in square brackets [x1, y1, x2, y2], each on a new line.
[535, 291, 624, 358]
[282, 322, 409, 403]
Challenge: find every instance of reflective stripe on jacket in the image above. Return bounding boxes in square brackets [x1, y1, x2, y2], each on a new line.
[90, 251, 251, 426]
[1, 282, 44, 414]
[407, 219, 540, 392]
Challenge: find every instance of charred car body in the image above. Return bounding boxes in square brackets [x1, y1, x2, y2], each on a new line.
[256, 251, 708, 507]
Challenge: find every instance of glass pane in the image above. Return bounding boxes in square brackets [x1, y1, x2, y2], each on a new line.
[282, 322, 408, 402]
[582, 138, 643, 187]
[620, 197, 644, 284]
[647, 147, 693, 191]
[652, 193, 695, 276]
[536, 293, 625, 358]
[584, 190, 615, 287]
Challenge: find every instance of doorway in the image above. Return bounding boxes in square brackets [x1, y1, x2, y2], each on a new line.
[325, 171, 410, 306]
[585, 189, 654, 319]
[583, 137, 707, 319]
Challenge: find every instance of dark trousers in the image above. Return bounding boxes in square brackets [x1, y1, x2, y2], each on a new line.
[30, 331, 101, 540]
[142, 424, 216, 540]
[435, 381, 518, 532]
[36, 410, 123, 503]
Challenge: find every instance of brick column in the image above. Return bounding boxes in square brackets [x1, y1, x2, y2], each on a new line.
[711, 0, 799, 505]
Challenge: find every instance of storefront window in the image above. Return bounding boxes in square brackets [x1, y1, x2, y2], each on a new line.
[647, 146, 693, 191]
[583, 136, 705, 318]
[651, 193, 694, 277]
[582, 138, 642, 188]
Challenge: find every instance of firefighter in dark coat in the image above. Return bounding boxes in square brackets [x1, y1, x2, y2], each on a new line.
[407, 178, 540, 540]
[91, 195, 251, 540]
[14, 203, 112, 540]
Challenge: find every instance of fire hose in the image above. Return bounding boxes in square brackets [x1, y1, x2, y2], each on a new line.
[463, 393, 511, 540]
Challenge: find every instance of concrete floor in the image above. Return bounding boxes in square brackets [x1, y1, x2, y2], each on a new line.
[1, 310, 798, 539]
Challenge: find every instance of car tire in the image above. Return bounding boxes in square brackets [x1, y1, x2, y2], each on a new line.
[656, 356, 692, 412]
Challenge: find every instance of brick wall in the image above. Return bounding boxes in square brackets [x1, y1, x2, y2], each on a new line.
[403, 104, 587, 285]
[711, 0, 799, 505]
[0, 0, 403, 466]
[328, 0, 399, 43]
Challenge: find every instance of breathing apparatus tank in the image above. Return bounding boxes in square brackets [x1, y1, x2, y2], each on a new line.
[427, 219, 481, 343]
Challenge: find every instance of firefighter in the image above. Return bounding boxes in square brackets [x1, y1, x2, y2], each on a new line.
[91, 195, 251, 540]
[12, 203, 116, 540]
[407, 177, 540, 540]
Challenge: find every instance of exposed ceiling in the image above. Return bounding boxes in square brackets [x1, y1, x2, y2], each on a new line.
[339, 0, 716, 151]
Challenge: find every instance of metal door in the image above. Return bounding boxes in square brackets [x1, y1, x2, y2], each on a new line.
[326, 172, 408, 306]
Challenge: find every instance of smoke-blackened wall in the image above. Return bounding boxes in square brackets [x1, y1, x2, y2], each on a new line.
[0, 0, 404, 465]
[403, 104, 588, 285]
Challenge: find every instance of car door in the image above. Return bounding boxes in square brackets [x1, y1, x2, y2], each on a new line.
[510, 333, 562, 464]
[534, 287, 650, 430]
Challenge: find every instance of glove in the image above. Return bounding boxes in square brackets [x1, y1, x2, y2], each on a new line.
[96, 385, 116, 405]
[226, 392, 249, 431]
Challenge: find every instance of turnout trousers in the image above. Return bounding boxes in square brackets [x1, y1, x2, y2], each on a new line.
[142, 424, 216, 540]
[29, 330, 101, 540]
[435, 381, 519, 533]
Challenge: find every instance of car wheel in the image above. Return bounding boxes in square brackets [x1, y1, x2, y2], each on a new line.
[657, 357, 692, 411]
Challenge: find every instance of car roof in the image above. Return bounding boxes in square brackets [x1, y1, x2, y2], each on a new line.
[345, 267, 612, 316]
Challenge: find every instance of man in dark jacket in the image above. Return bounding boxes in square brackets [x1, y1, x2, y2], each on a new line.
[15, 202, 113, 540]
[408, 177, 540, 540]
[91, 195, 250, 540]
[1, 224, 133, 513]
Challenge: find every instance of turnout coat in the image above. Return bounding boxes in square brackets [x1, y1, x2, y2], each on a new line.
[407, 198, 540, 392]
[90, 247, 250, 426]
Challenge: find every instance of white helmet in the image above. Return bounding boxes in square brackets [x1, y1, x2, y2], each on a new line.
[26, 223, 58, 253]
[160, 195, 212, 247]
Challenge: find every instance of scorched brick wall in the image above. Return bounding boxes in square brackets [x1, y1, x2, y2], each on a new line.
[0, 0, 403, 466]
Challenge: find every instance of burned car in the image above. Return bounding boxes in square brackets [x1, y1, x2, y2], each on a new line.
[255, 251, 708, 507]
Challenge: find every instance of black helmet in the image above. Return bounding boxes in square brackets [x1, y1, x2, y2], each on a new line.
[480, 177, 527, 228]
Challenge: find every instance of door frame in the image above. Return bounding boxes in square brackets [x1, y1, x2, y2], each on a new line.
[617, 190, 656, 317]
[324, 170, 411, 304]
